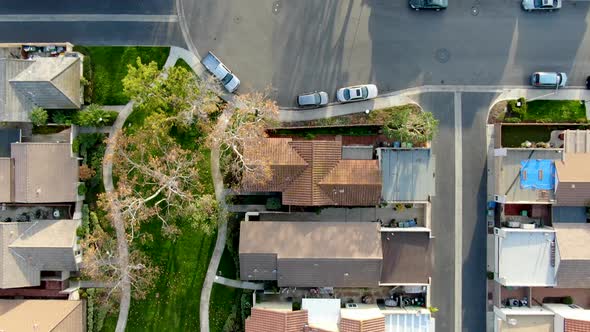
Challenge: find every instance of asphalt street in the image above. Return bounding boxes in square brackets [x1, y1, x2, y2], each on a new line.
[413, 92, 456, 332]
[183, 0, 590, 105]
[460, 92, 496, 332]
[412, 91, 492, 332]
[0, 1, 175, 14]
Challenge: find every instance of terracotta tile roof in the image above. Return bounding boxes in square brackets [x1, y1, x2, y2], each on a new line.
[245, 307, 308, 332]
[243, 138, 381, 206]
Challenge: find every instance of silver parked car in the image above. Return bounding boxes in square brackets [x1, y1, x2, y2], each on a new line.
[531, 72, 567, 88]
[297, 91, 329, 107]
[336, 84, 378, 103]
[522, 0, 561, 11]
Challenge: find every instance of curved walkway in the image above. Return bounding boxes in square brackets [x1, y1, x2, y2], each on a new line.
[165, 46, 237, 332]
[200, 110, 231, 332]
[102, 101, 135, 332]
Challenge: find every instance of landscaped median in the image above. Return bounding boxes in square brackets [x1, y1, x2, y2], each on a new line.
[271, 104, 438, 147]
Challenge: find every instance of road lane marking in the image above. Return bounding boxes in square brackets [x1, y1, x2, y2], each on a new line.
[0, 14, 178, 22]
[454, 91, 463, 332]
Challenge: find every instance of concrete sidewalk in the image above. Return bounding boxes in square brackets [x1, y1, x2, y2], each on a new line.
[213, 276, 264, 291]
[280, 85, 590, 122]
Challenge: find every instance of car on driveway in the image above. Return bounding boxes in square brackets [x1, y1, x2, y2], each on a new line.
[410, 0, 448, 10]
[336, 84, 378, 103]
[522, 0, 561, 11]
[297, 91, 329, 108]
[530, 72, 567, 88]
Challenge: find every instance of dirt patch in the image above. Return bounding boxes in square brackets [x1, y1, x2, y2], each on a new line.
[488, 100, 507, 124]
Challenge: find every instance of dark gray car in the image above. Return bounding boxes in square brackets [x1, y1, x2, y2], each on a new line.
[297, 91, 329, 108]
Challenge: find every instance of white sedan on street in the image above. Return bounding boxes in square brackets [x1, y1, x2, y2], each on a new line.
[336, 84, 378, 103]
[522, 0, 561, 11]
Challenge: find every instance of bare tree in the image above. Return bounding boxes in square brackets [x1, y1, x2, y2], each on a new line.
[209, 92, 280, 188]
[111, 114, 216, 236]
[81, 223, 158, 301]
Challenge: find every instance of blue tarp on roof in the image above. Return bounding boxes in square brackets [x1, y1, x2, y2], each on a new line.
[520, 159, 555, 190]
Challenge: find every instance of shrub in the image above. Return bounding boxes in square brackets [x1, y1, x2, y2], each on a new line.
[562, 296, 574, 305]
[78, 183, 87, 196]
[507, 97, 527, 118]
[76, 226, 87, 238]
[504, 117, 522, 123]
[240, 291, 253, 324]
[52, 110, 75, 125]
[292, 301, 301, 311]
[79, 164, 96, 181]
[265, 197, 281, 210]
[487, 271, 494, 280]
[75, 104, 118, 127]
[30, 107, 48, 126]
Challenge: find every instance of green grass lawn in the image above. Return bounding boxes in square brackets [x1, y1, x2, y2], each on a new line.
[100, 54, 241, 332]
[523, 100, 587, 123]
[209, 248, 241, 332]
[74, 46, 170, 105]
[272, 125, 380, 138]
[501, 124, 590, 147]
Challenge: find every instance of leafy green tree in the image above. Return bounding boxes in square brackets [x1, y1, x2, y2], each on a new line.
[30, 107, 48, 126]
[122, 58, 221, 128]
[382, 108, 439, 144]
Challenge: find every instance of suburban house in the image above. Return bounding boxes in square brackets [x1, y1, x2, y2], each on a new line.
[242, 138, 382, 206]
[0, 219, 81, 290]
[0, 129, 81, 296]
[239, 221, 432, 287]
[0, 56, 81, 122]
[0, 140, 80, 204]
[245, 299, 434, 332]
[0, 299, 84, 331]
[240, 222, 383, 287]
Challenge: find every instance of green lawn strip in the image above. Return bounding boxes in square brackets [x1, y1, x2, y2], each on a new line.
[272, 125, 380, 137]
[523, 100, 587, 123]
[124, 220, 216, 332]
[210, 284, 241, 332]
[209, 248, 240, 331]
[501, 124, 590, 147]
[74, 46, 170, 105]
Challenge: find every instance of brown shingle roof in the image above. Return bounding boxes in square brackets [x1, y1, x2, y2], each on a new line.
[0, 299, 84, 332]
[380, 231, 432, 284]
[240, 222, 383, 287]
[243, 138, 381, 206]
[12, 143, 78, 203]
[555, 223, 590, 288]
[555, 153, 590, 206]
[555, 153, 590, 183]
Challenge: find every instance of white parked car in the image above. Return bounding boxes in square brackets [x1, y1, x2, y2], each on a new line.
[522, 0, 561, 11]
[530, 72, 567, 88]
[202, 51, 240, 93]
[336, 84, 378, 103]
